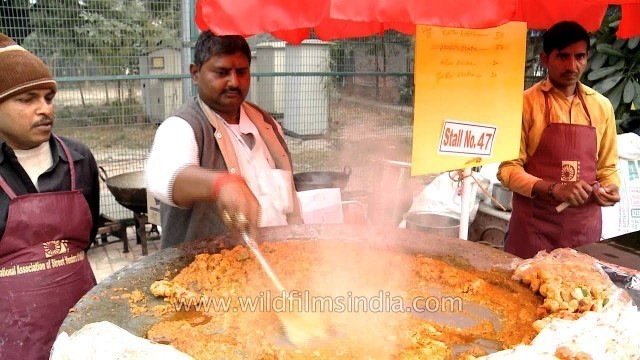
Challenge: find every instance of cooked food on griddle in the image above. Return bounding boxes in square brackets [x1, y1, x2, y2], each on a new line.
[148, 241, 541, 359]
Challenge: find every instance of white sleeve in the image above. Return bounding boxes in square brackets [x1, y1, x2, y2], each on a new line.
[145, 117, 199, 207]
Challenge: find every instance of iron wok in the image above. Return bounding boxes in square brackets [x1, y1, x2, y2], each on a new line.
[99, 167, 147, 214]
[293, 166, 352, 191]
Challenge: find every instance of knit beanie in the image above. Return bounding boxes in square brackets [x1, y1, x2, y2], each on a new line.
[0, 33, 57, 103]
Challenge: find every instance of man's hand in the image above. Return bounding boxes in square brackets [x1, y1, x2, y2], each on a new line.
[592, 183, 620, 207]
[553, 180, 593, 207]
[171, 167, 261, 237]
[214, 174, 260, 238]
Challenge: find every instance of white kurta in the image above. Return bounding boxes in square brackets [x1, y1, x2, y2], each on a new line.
[146, 104, 292, 227]
[219, 110, 292, 227]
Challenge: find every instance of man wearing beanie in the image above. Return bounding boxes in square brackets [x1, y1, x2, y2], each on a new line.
[0, 33, 100, 359]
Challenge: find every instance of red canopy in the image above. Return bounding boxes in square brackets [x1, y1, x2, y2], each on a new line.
[195, 0, 640, 43]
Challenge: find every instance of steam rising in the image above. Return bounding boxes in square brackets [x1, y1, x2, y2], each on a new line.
[305, 241, 414, 356]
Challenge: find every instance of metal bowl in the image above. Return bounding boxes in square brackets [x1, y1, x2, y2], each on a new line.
[404, 211, 460, 238]
[491, 184, 513, 211]
[293, 166, 351, 191]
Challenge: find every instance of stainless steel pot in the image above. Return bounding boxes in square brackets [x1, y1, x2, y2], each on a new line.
[367, 159, 413, 226]
[404, 211, 460, 237]
[491, 184, 513, 211]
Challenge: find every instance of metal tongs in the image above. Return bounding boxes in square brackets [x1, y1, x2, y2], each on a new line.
[223, 211, 328, 347]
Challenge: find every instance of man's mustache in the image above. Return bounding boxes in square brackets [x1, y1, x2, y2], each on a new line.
[224, 87, 241, 94]
[33, 117, 53, 127]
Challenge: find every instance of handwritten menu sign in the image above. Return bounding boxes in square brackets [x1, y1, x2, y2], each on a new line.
[411, 22, 526, 176]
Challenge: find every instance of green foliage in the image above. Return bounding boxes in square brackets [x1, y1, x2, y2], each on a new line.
[11, 0, 181, 76]
[328, 31, 414, 102]
[56, 99, 145, 127]
[398, 74, 414, 105]
[0, 0, 33, 44]
[525, 30, 545, 77]
[583, 9, 640, 121]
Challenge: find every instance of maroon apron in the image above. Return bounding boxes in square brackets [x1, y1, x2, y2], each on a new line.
[0, 135, 96, 359]
[505, 90, 601, 259]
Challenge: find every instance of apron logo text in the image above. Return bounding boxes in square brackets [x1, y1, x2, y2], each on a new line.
[0, 251, 85, 278]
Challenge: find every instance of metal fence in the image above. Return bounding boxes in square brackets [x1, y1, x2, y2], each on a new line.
[1, 1, 543, 221]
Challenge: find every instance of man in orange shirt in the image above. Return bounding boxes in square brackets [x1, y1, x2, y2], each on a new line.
[498, 21, 620, 259]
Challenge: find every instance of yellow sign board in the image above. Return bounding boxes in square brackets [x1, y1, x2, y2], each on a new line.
[411, 22, 527, 176]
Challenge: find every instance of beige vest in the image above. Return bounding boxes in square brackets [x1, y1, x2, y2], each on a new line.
[198, 98, 297, 227]
[159, 98, 302, 248]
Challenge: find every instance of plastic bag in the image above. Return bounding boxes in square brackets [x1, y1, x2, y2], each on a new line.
[50, 321, 193, 360]
[399, 171, 487, 228]
[512, 248, 613, 289]
[511, 248, 630, 326]
[479, 249, 640, 359]
[479, 301, 640, 359]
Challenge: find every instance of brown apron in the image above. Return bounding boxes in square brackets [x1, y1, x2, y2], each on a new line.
[0, 135, 96, 359]
[505, 90, 601, 259]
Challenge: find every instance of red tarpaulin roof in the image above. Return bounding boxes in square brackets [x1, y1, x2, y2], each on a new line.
[195, 0, 640, 43]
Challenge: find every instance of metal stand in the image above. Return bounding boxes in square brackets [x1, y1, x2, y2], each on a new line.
[468, 202, 509, 250]
[459, 168, 473, 240]
[95, 214, 129, 253]
[132, 212, 160, 256]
